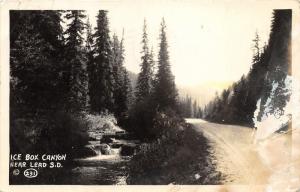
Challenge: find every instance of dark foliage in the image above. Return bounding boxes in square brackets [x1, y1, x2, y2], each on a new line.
[10, 10, 64, 115]
[10, 112, 90, 157]
[152, 19, 178, 111]
[127, 111, 220, 184]
[135, 19, 154, 102]
[63, 10, 88, 112]
[178, 95, 203, 118]
[128, 18, 179, 140]
[10, 10, 134, 161]
[111, 34, 133, 124]
[89, 10, 115, 113]
[204, 10, 291, 127]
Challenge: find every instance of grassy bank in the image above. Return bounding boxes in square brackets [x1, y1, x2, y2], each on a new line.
[127, 112, 223, 184]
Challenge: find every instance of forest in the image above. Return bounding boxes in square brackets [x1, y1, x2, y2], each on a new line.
[10, 9, 183, 152]
[203, 10, 291, 127]
[10, 10, 213, 184]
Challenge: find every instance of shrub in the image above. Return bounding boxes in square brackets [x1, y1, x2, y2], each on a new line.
[10, 117, 41, 154]
[10, 111, 91, 159]
[127, 111, 218, 184]
[85, 113, 118, 131]
[127, 99, 157, 139]
[36, 111, 90, 159]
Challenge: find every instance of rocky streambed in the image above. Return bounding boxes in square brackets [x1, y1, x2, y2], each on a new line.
[66, 131, 140, 185]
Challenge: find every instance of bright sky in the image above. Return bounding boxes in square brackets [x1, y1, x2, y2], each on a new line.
[86, 1, 273, 87]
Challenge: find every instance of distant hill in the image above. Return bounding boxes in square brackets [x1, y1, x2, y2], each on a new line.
[178, 81, 232, 107]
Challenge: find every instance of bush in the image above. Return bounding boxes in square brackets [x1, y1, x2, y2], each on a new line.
[127, 99, 157, 139]
[10, 111, 91, 159]
[10, 117, 41, 154]
[152, 108, 185, 136]
[36, 112, 90, 159]
[85, 113, 118, 131]
[127, 111, 219, 184]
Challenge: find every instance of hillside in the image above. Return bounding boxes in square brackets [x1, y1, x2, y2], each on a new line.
[204, 10, 292, 128]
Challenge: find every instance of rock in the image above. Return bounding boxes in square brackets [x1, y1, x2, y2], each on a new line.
[194, 173, 201, 180]
[120, 145, 135, 156]
[99, 144, 112, 155]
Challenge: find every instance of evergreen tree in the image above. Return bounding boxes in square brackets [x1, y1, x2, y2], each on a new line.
[252, 31, 260, 64]
[256, 10, 292, 123]
[125, 71, 135, 109]
[120, 34, 134, 111]
[149, 46, 155, 90]
[10, 11, 64, 115]
[197, 107, 203, 118]
[153, 18, 178, 111]
[63, 10, 88, 112]
[193, 100, 198, 118]
[86, 17, 94, 111]
[90, 10, 115, 113]
[204, 31, 271, 126]
[121, 69, 133, 117]
[135, 19, 153, 102]
[231, 75, 249, 123]
[112, 34, 122, 90]
[111, 33, 132, 121]
[178, 95, 195, 118]
[186, 95, 192, 117]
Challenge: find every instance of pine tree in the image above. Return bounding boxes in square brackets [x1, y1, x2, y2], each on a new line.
[86, 17, 94, 111]
[153, 18, 178, 111]
[186, 95, 192, 117]
[135, 19, 153, 102]
[10, 11, 64, 115]
[193, 100, 197, 118]
[197, 107, 203, 118]
[112, 34, 122, 90]
[256, 10, 292, 123]
[149, 46, 155, 90]
[122, 69, 133, 116]
[63, 10, 88, 112]
[111, 33, 132, 121]
[252, 31, 260, 64]
[125, 71, 135, 109]
[90, 10, 115, 113]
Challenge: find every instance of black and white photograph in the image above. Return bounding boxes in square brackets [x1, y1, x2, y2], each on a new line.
[1, 0, 300, 191]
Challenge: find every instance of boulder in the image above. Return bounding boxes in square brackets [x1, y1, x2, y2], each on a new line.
[99, 144, 112, 155]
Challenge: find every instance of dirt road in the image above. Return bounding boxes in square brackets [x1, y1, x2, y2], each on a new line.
[186, 119, 271, 184]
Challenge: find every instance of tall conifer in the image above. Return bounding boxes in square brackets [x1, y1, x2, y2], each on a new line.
[64, 10, 88, 112]
[135, 19, 153, 102]
[90, 10, 115, 113]
[153, 18, 178, 111]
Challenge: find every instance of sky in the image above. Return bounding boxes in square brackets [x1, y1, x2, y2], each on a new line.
[86, 1, 273, 88]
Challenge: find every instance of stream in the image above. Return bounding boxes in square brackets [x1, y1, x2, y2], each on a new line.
[63, 138, 139, 185]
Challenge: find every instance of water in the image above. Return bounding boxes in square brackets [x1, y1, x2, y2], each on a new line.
[61, 145, 130, 184]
